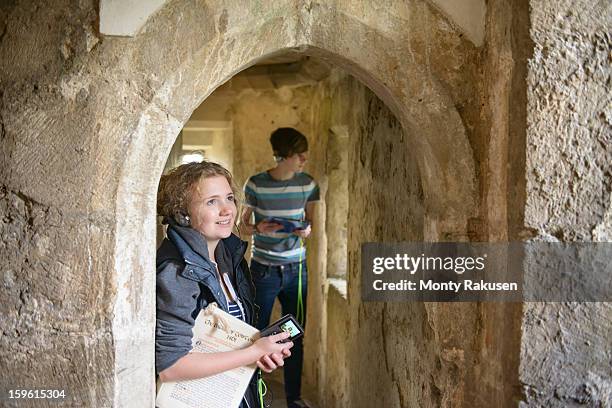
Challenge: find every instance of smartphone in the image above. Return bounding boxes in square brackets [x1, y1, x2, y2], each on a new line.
[259, 314, 304, 343]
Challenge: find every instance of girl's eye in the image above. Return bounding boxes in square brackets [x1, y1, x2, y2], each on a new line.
[227, 195, 235, 202]
[207, 199, 217, 206]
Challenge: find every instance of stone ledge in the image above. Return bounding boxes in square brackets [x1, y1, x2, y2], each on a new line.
[327, 277, 347, 300]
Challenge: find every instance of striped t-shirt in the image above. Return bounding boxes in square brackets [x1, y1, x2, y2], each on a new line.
[227, 301, 244, 320]
[244, 171, 320, 265]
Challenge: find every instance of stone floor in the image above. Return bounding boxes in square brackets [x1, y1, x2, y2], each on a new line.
[263, 368, 317, 408]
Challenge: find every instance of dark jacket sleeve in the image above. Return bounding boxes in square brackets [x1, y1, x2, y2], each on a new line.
[155, 259, 200, 374]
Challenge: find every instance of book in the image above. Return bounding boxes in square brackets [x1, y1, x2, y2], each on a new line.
[266, 217, 310, 233]
[155, 303, 259, 408]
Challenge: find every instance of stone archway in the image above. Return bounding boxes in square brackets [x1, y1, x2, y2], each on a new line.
[110, 2, 476, 406]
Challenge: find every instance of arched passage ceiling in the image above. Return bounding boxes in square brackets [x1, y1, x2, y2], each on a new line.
[100, 0, 486, 46]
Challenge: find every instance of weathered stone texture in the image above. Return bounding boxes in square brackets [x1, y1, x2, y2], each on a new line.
[2, 0, 608, 406]
[0, 187, 115, 406]
[0, 0, 487, 405]
[526, 1, 611, 240]
[323, 123, 348, 279]
[337, 82, 485, 407]
[521, 1, 612, 406]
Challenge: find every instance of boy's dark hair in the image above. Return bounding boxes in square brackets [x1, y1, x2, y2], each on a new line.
[269, 128, 308, 159]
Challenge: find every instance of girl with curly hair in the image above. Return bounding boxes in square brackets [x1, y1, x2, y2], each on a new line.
[156, 160, 292, 407]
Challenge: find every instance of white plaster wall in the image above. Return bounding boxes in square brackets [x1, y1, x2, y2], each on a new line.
[427, 0, 486, 46]
[100, 0, 167, 36]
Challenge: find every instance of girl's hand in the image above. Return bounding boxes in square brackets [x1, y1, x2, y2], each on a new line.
[257, 348, 292, 373]
[252, 332, 293, 372]
[257, 352, 286, 373]
[252, 331, 293, 355]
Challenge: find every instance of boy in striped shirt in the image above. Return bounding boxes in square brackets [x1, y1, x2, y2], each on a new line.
[241, 128, 319, 408]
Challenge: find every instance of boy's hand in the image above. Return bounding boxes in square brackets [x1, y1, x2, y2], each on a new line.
[256, 220, 283, 234]
[293, 224, 311, 238]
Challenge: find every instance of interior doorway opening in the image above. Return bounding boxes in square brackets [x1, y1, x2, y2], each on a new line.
[113, 13, 478, 404]
[154, 52, 426, 406]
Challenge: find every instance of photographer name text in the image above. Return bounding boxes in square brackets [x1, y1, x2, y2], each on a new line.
[372, 279, 518, 292]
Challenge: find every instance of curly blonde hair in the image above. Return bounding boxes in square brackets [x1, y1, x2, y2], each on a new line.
[157, 161, 241, 222]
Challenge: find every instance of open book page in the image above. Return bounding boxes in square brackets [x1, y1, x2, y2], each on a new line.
[156, 303, 259, 408]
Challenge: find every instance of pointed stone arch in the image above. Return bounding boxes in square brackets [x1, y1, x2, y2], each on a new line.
[110, 2, 476, 405]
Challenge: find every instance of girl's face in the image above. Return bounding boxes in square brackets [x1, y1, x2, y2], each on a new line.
[187, 175, 236, 242]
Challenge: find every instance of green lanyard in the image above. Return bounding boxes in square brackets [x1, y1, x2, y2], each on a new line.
[258, 240, 304, 408]
[257, 370, 267, 408]
[296, 238, 305, 325]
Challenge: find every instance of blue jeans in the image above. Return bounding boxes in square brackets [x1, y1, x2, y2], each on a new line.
[250, 259, 307, 404]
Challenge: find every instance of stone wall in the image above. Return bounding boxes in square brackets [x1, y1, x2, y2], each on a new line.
[323, 127, 349, 279]
[464, 0, 530, 405]
[1, 1, 119, 405]
[521, 1, 612, 406]
[339, 79, 487, 408]
[4, 0, 607, 406]
[304, 71, 486, 407]
[344, 82, 425, 406]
